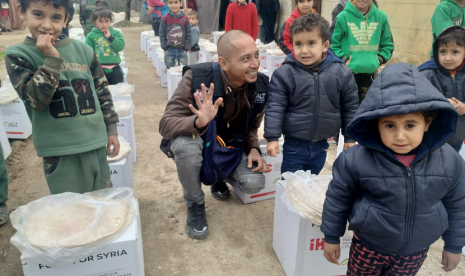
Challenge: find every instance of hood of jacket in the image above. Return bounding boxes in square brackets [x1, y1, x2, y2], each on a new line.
[347, 63, 458, 160]
[346, 0, 377, 18]
[419, 26, 465, 75]
[284, 50, 344, 72]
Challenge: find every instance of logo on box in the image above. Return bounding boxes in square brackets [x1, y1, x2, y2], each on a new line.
[110, 170, 118, 175]
[3, 122, 18, 127]
[309, 238, 325, 251]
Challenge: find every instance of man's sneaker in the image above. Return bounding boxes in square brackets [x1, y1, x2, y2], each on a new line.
[186, 203, 209, 239]
[211, 181, 230, 201]
[0, 204, 8, 226]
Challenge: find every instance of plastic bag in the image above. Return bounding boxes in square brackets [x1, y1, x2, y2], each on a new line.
[266, 48, 285, 56]
[9, 187, 135, 266]
[109, 83, 135, 97]
[281, 170, 332, 226]
[113, 99, 135, 118]
[107, 135, 132, 162]
[0, 81, 19, 105]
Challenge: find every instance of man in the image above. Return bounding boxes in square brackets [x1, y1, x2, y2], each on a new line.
[159, 30, 269, 239]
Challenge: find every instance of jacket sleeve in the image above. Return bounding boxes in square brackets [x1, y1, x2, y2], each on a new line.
[191, 27, 200, 48]
[90, 54, 119, 135]
[442, 154, 465, 253]
[340, 68, 359, 143]
[278, 22, 291, 55]
[160, 17, 168, 50]
[282, 20, 293, 55]
[377, 15, 394, 64]
[330, 18, 349, 62]
[321, 149, 360, 241]
[184, 20, 192, 51]
[252, 4, 259, 41]
[159, 70, 207, 139]
[109, 30, 125, 52]
[5, 54, 62, 111]
[431, 5, 454, 40]
[264, 70, 288, 142]
[225, 5, 233, 32]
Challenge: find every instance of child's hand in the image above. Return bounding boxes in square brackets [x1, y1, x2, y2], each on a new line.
[451, 97, 465, 115]
[36, 34, 59, 58]
[343, 143, 356, 150]
[107, 135, 120, 157]
[441, 250, 461, 272]
[267, 141, 280, 157]
[345, 56, 351, 66]
[323, 242, 340, 265]
[103, 29, 111, 38]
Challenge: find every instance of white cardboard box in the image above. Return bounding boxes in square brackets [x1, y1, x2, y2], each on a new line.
[167, 69, 183, 100]
[0, 98, 33, 139]
[233, 142, 283, 204]
[266, 54, 286, 77]
[141, 32, 147, 52]
[206, 52, 216, 63]
[22, 198, 145, 276]
[259, 50, 267, 69]
[109, 157, 134, 189]
[199, 49, 207, 63]
[273, 181, 352, 276]
[117, 114, 137, 163]
[0, 112, 11, 159]
[459, 141, 465, 160]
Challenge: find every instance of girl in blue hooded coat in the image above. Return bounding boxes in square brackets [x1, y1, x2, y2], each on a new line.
[321, 63, 465, 275]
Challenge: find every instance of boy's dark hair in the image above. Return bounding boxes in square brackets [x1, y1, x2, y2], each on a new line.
[420, 110, 437, 124]
[289, 13, 330, 42]
[436, 28, 465, 48]
[19, 0, 71, 16]
[188, 10, 199, 19]
[92, 2, 114, 22]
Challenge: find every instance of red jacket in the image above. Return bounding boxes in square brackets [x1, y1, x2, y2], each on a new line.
[279, 8, 316, 55]
[147, 0, 166, 18]
[225, 2, 259, 40]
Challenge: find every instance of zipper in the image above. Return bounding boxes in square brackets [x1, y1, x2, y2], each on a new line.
[394, 167, 416, 254]
[452, 74, 459, 99]
[309, 73, 320, 140]
[227, 97, 238, 128]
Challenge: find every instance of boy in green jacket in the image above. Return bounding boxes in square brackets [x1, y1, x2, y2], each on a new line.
[85, 5, 126, 84]
[330, 0, 394, 102]
[6, 0, 120, 194]
[431, 0, 465, 56]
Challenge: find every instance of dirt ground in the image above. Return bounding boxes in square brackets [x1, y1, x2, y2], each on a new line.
[0, 25, 464, 276]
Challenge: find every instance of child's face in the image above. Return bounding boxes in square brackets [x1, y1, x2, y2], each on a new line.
[95, 16, 111, 32]
[167, 0, 182, 14]
[438, 42, 465, 72]
[378, 113, 431, 154]
[19, 1, 68, 40]
[292, 30, 329, 66]
[353, 0, 372, 12]
[297, 0, 314, 16]
[189, 15, 198, 26]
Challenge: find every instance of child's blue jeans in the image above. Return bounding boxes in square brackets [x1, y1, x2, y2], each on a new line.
[281, 137, 329, 175]
[164, 48, 188, 69]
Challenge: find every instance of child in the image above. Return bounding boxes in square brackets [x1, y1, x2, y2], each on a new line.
[265, 14, 359, 175]
[431, 0, 465, 56]
[330, 0, 394, 103]
[225, 0, 259, 41]
[85, 4, 125, 85]
[278, 0, 316, 55]
[6, 0, 120, 194]
[321, 63, 465, 275]
[182, 0, 197, 13]
[160, 0, 191, 68]
[188, 10, 200, 65]
[419, 26, 465, 152]
[146, 0, 169, 37]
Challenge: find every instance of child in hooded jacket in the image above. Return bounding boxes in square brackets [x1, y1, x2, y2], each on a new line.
[321, 63, 465, 275]
[420, 27, 465, 152]
[430, 0, 465, 56]
[85, 5, 125, 85]
[330, 0, 394, 103]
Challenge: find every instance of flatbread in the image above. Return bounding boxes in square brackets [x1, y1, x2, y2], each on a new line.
[0, 82, 19, 105]
[107, 136, 132, 162]
[25, 201, 132, 248]
[114, 100, 134, 118]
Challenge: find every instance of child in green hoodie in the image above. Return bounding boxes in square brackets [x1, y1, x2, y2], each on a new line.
[431, 0, 465, 56]
[85, 3, 125, 84]
[330, 0, 394, 103]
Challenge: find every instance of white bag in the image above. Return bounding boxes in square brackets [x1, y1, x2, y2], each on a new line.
[0, 82, 19, 105]
[109, 83, 135, 97]
[9, 188, 135, 266]
[114, 99, 135, 118]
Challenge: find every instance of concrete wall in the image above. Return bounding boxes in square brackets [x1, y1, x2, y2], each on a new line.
[280, 0, 439, 66]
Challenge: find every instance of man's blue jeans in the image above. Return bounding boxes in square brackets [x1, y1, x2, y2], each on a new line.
[164, 48, 188, 69]
[281, 137, 329, 175]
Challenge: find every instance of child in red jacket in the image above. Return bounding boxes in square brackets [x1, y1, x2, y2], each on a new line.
[279, 0, 316, 54]
[225, 0, 259, 40]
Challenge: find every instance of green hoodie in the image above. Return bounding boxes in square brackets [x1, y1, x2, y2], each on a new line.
[431, 0, 465, 55]
[330, 1, 394, 74]
[85, 27, 125, 65]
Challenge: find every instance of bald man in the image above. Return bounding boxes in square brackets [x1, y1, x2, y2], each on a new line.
[159, 30, 269, 239]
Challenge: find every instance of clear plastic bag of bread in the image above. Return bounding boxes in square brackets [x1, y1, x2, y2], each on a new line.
[0, 81, 19, 105]
[109, 83, 135, 97]
[281, 170, 332, 226]
[9, 187, 135, 266]
[107, 135, 132, 162]
[113, 99, 135, 118]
